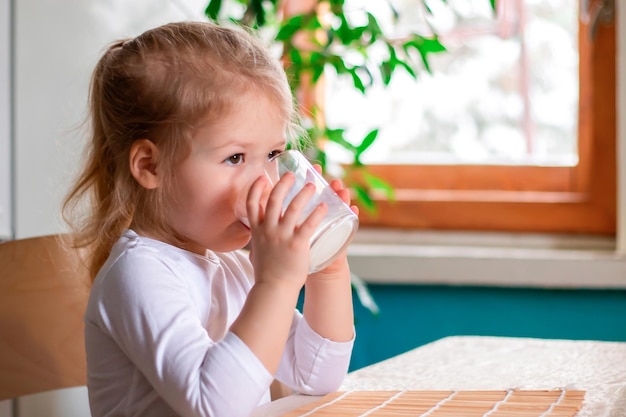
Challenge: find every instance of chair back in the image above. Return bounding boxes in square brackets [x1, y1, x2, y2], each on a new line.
[0, 234, 90, 401]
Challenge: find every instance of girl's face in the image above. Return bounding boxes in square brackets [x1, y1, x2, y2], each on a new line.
[164, 91, 288, 255]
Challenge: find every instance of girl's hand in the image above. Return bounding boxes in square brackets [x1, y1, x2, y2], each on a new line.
[231, 171, 329, 375]
[246, 172, 328, 289]
[309, 167, 359, 279]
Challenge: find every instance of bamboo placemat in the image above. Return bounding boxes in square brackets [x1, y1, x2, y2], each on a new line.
[280, 389, 586, 417]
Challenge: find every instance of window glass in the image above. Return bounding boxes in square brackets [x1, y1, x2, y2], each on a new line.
[324, 0, 578, 167]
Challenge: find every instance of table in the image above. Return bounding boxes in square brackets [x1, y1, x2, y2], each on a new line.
[252, 336, 626, 417]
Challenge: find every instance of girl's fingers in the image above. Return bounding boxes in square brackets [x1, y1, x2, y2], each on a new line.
[336, 188, 350, 205]
[259, 173, 325, 235]
[246, 175, 268, 226]
[252, 170, 351, 240]
[296, 202, 328, 238]
[263, 172, 296, 227]
[329, 179, 351, 205]
[280, 182, 316, 226]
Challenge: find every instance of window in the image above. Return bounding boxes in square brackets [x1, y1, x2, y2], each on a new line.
[325, 1, 616, 235]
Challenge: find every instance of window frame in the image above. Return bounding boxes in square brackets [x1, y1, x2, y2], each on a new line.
[355, 12, 616, 236]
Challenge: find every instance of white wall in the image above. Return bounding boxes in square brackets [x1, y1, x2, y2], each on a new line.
[13, 0, 207, 239]
[5, 1, 208, 415]
[0, 0, 11, 240]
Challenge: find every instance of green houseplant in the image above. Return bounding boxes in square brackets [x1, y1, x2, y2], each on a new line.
[205, 0, 496, 211]
[204, 0, 461, 213]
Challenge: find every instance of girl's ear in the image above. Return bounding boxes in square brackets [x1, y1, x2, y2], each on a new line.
[129, 139, 160, 189]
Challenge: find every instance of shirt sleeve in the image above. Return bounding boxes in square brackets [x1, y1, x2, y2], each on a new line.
[92, 250, 272, 417]
[275, 312, 355, 395]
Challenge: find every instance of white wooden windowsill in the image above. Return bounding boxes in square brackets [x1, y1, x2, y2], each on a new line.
[347, 228, 626, 289]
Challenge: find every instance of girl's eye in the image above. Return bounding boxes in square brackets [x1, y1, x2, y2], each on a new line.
[268, 149, 284, 160]
[226, 154, 244, 165]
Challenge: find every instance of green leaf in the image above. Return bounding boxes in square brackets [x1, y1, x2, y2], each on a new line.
[422, 37, 447, 53]
[396, 59, 417, 79]
[336, 14, 354, 45]
[356, 129, 379, 156]
[289, 48, 303, 66]
[403, 35, 447, 73]
[329, 57, 348, 74]
[329, 0, 346, 8]
[312, 64, 325, 83]
[348, 68, 366, 93]
[328, 0, 345, 15]
[380, 61, 393, 85]
[325, 128, 357, 153]
[303, 14, 323, 31]
[250, 0, 266, 27]
[366, 12, 383, 39]
[352, 184, 376, 213]
[381, 46, 398, 85]
[405, 35, 446, 55]
[276, 15, 304, 41]
[351, 25, 367, 42]
[363, 172, 395, 201]
[386, 0, 400, 21]
[422, 0, 434, 15]
[204, 0, 222, 20]
[309, 51, 324, 65]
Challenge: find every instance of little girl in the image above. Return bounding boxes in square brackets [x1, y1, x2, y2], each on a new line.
[63, 21, 356, 417]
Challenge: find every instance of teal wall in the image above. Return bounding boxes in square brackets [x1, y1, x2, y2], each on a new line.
[348, 284, 626, 371]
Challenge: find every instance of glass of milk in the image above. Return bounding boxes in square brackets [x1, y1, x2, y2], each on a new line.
[266, 150, 359, 273]
[238, 150, 359, 273]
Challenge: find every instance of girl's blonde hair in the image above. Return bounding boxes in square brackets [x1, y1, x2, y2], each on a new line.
[63, 21, 298, 281]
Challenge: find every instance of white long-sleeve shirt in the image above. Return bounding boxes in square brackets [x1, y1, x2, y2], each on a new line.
[84, 229, 354, 417]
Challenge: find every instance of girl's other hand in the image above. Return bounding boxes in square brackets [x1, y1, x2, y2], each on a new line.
[246, 172, 327, 289]
[310, 166, 359, 278]
[312, 164, 358, 218]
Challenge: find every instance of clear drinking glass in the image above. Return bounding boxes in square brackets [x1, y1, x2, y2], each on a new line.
[237, 150, 359, 273]
[271, 150, 359, 272]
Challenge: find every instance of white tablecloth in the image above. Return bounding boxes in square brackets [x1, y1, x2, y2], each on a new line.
[252, 336, 626, 417]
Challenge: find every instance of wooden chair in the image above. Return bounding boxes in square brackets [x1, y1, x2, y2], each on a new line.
[0, 234, 295, 408]
[0, 234, 90, 401]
